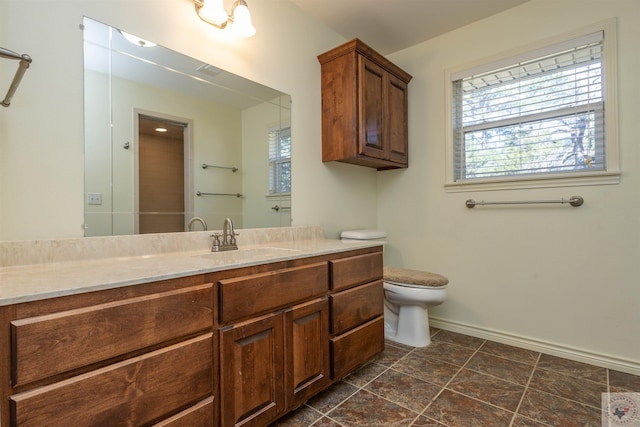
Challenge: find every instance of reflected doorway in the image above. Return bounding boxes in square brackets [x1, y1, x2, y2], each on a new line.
[136, 114, 190, 234]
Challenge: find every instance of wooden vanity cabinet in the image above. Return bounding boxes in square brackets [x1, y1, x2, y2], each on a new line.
[0, 246, 384, 427]
[318, 38, 412, 170]
[216, 262, 331, 426]
[329, 251, 385, 379]
[0, 275, 216, 427]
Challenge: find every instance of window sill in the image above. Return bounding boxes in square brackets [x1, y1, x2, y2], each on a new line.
[265, 193, 291, 199]
[445, 171, 620, 193]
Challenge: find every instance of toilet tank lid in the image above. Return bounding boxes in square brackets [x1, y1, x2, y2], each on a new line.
[340, 229, 387, 240]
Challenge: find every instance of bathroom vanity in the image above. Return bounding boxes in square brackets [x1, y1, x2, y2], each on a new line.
[0, 229, 383, 426]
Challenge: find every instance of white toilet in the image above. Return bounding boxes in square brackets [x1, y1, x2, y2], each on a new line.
[341, 230, 448, 348]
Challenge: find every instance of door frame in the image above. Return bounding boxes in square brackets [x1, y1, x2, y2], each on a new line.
[133, 109, 194, 234]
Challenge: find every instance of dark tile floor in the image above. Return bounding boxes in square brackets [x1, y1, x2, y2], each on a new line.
[272, 329, 640, 427]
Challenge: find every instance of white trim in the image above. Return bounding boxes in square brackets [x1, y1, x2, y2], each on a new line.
[450, 31, 604, 82]
[265, 193, 290, 199]
[445, 171, 620, 193]
[430, 317, 640, 376]
[444, 18, 619, 191]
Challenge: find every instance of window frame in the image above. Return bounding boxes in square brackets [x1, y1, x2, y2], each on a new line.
[444, 19, 619, 192]
[267, 124, 291, 196]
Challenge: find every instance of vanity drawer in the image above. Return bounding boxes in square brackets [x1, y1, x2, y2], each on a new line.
[10, 333, 213, 427]
[219, 262, 328, 323]
[330, 280, 383, 335]
[11, 284, 213, 386]
[152, 396, 214, 427]
[330, 316, 384, 379]
[330, 251, 383, 291]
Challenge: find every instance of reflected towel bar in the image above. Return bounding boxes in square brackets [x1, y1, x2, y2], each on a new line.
[0, 47, 32, 107]
[202, 163, 238, 172]
[466, 196, 584, 208]
[197, 191, 242, 197]
[271, 205, 291, 212]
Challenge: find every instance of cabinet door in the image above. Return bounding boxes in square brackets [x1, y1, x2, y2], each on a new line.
[387, 73, 409, 165]
[220, 312, 284, 427]
[285, 298, 331, 408]
[359, 56, 387, 160]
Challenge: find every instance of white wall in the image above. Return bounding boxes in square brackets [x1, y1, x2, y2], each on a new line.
[242, 96, 292, 228]
[0, 0, 376, 241]
[381, 0, 640, 372]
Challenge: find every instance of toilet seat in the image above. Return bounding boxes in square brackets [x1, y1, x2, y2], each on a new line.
[383, 266, 448, 288]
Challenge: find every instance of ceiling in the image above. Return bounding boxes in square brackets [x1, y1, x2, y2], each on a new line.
[289, 0, 531, 55]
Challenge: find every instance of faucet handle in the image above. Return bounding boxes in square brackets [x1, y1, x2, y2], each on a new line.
[210, 233, 222, 251]
[229, 232, 239, 245]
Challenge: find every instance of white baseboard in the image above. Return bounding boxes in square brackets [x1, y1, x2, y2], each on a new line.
[429, 317, 640, 376]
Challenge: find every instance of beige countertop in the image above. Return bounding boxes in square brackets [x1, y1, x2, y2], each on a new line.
[0, 237, 381, 306]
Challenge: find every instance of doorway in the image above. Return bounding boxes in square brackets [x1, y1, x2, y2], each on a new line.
[136, 114, 190, 234]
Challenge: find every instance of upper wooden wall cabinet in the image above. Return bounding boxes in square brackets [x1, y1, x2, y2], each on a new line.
[318, 38, 412, 170]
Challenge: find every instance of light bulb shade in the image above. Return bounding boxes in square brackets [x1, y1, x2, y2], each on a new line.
[230, 1, 256, 38]
[198, 0, 228, 26]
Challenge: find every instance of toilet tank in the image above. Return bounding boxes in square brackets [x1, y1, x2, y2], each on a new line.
[340, 229, 387, 243]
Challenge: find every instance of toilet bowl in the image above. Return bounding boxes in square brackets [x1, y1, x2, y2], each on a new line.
[383, 268, 448, 347]
[340, 230, 448, 348]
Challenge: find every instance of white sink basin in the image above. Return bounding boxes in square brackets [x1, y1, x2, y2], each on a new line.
[193, 247, 302, 262]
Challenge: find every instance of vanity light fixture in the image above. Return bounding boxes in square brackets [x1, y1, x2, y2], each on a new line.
[194, 0, 256, 38]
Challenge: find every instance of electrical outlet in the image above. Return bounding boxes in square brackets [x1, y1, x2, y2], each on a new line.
[87, 192, 102, 205]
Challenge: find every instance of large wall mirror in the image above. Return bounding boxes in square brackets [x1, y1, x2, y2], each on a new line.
[83, 17, 291, 237]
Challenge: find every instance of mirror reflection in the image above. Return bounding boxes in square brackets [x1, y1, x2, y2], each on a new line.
[83, 17, 291, 237]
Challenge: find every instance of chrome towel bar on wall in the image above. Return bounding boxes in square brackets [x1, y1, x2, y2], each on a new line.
[465, 196, 584, 208]
[0, 47, 32, 107]
[196, 191, 243, 198]
[202, 163, 238, 172]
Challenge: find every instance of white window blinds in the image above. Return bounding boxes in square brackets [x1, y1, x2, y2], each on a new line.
[268, 126, 291, 195]
[452, 31, 605, 182]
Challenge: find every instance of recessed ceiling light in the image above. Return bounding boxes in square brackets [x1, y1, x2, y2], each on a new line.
[155, 127, 168, 133]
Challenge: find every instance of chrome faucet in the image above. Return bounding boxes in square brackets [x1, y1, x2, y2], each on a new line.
[211, 217, 238, 251]
[187, 217, 208, 231]
[223, 218, 237, 246]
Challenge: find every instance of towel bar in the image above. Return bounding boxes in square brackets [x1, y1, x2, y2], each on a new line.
[466, 196, 584, 208]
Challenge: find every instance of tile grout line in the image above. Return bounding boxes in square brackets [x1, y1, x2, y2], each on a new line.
[309, 345, 406, 426]
[508, 351, 543, 427]
[414, 338, 489, 424]
[525, 367, 610, 411]
[363, 332, 444, 426]
[384, 342, 427, 426]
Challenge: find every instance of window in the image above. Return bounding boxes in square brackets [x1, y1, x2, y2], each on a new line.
[268, 126, 291, 195]
[447, 21, 619, 189]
